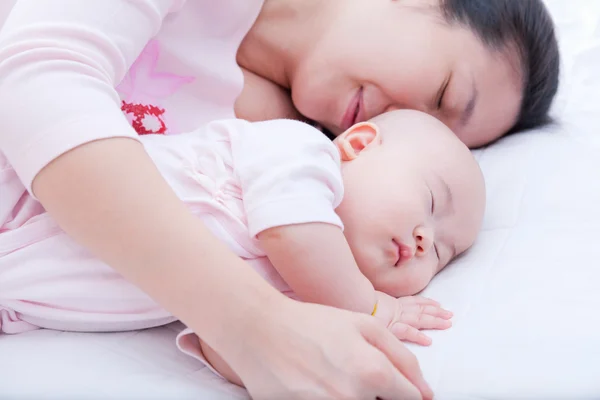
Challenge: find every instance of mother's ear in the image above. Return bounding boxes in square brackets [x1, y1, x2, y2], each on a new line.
[335, 122, 382, 161]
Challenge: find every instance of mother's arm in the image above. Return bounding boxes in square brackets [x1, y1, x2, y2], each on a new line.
[0, 0, 279, 359]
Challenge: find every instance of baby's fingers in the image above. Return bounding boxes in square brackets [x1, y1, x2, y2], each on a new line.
[399, 313, 452, 331]
[419, 305, 453, 320]
[390, 323, 432, 346]
[398, 296, 440, 307]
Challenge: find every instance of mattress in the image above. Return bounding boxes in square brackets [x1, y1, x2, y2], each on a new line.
[1, 1, 599, 399]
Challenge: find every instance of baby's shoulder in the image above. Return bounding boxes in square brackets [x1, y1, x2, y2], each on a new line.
[248, 119, 336, 150]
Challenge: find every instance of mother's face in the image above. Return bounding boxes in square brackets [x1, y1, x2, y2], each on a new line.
[289, 0, 523, 148]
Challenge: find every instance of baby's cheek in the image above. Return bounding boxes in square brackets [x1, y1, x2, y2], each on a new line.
[404, 272, 433, 296]
[379, 266, 433, 297]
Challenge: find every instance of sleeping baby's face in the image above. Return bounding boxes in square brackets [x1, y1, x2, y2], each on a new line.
[334, 110, 486, 297]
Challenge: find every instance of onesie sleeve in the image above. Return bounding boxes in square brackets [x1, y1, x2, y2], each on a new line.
[226, 119, 345, 238]
[0, 0, 185, 195]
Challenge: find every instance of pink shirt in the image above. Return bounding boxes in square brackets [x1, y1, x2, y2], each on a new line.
[0, 0, 263, 194]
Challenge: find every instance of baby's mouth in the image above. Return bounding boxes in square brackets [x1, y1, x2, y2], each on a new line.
[393, 239, 413, 266]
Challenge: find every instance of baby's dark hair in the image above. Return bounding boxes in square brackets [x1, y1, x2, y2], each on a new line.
[439, 0, 560, 134]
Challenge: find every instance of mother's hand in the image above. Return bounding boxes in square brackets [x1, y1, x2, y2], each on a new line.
[229, 298, 433, 400]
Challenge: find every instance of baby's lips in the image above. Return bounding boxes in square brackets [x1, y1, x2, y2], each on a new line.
[401, 248, 413, 259]
[393, 239, 415, 266]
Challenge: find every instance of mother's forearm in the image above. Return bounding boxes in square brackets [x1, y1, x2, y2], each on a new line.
[32, 137, 284, 354]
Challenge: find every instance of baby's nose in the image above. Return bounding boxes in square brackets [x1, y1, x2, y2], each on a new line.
[413, 226, 433, 256]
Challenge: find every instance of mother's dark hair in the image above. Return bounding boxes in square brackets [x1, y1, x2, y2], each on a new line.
[440, 0, 560, 134]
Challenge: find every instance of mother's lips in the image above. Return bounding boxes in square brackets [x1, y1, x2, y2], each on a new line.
[341, 88, 364, 131]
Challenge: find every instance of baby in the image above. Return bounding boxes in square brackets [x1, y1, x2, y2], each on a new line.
[0, 110, 485, 384]
[185, 110, 486, 384]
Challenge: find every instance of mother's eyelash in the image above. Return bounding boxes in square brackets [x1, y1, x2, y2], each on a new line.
[437, 73, 451, 110]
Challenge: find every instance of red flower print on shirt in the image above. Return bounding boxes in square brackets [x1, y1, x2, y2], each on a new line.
[116, 40, 195, 135]
[120, 102, 167, 135]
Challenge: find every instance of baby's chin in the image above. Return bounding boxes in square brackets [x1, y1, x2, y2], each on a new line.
[375, 281, 426, 298]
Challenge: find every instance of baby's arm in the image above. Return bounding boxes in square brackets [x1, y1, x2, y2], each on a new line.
[258, 222, 377, 315]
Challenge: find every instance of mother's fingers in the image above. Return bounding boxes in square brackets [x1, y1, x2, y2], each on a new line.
[361, 320, 434, 400]
[377, 360, 423, 400]
[390, 323, 432, 346]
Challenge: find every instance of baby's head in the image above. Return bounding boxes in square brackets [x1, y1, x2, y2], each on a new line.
[333, 110, 485, 297]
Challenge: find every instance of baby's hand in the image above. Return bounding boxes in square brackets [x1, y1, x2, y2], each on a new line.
[375, 293, 453, 346]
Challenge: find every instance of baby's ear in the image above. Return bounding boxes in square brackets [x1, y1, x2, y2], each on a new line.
[335, 122, 382, 161]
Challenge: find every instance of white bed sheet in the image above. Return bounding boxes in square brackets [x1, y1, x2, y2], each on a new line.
[1, 1, 599, 399]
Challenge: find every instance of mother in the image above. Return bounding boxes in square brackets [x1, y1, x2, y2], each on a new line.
[0, 0, 558, 398]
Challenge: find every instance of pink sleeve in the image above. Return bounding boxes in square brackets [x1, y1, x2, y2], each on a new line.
[0, 0, 185, 195]
[226, 119, 345, 238]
